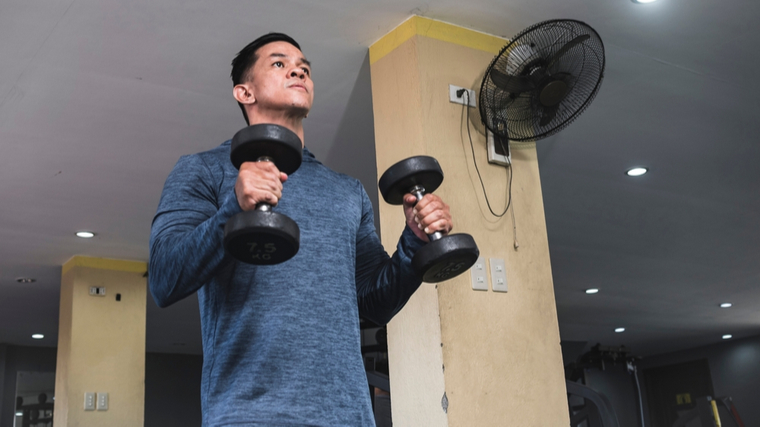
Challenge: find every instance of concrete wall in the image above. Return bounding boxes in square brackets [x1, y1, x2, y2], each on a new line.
[55, 258, 147, 427]
[370, 16, 568, 426]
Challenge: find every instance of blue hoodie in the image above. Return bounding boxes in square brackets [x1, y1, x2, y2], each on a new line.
[149, 141, 424, 426]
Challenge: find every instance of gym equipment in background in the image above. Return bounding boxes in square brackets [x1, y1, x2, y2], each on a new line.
[672, 396, 745, 427]
[565, 345, 640, 427]
[224, 124, 302, 264]
[566, 380, 621, 427]
[479, 19, 605, 142]
[379, 156, 479, 283]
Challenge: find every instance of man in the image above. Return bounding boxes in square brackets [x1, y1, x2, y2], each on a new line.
[149, 33, 454, 426]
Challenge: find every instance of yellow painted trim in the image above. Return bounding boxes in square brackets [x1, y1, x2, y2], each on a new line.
[370, 16, 506, 65]
[62, 255, 147, 276]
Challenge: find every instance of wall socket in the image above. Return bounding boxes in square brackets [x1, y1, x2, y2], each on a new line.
[470, 257, 488, 291]
[89, 287, 106, 296]
[97, 392, 109, 411]
[84, 392, 95, 411]
[449, 84, 476, 107]
[490, 258, 508, 292]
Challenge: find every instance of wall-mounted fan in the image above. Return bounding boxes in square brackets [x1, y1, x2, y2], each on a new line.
[479, 19, 605, 141]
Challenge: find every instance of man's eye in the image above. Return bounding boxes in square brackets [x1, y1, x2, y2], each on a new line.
[302, 67, 310, 75]
[273, 61, 284, 68]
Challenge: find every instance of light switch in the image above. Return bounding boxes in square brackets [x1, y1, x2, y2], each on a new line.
[84, 392, 95, 411]
[490, 258, 508, 292]
[97, 392, 108, 411]
[470, 257, 487, 291]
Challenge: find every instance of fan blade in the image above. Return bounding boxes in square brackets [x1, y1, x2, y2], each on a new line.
[490, 69, 535, 94]
[539, 105, 559, 127]
[547, 34, 590, 68]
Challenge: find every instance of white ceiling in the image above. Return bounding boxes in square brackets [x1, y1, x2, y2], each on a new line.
[1, 0, 758, 358]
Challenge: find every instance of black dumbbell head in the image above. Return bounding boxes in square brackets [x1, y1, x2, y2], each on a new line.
[224, 210, 300, 265]
[231, 124, 303, 174]
[379, 156, 444, 205]
[412, 233, 479, 283]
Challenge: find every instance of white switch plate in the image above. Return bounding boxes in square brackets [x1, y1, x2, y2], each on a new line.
[97, 392, 108, 411]
[89, 286, 106, 296]
[84, 392, 95, 411]
[470, 256, 487, 291]
[449, 84, 476, 107]
[490, 258, 508, 292]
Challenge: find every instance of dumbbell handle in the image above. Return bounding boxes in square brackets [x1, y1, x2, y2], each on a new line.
[409, 185, 444, 242]
[255, 156, 274, 212]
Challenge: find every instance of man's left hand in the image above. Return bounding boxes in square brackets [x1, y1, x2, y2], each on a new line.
[403, 194, 453, 242]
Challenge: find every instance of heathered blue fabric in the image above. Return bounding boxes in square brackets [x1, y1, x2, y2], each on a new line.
[149, 141, 425, 427]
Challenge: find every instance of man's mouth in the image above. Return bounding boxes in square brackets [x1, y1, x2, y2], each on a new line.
[289, 84, 307, 92]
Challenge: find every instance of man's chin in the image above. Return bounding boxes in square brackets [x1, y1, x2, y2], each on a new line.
[287, 104, 311, 118]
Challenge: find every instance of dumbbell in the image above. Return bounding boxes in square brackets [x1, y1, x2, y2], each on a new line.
[379, 156, 479, 283]
[223, 124, 302, 264]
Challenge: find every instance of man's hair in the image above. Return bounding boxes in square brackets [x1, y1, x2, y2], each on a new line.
[231, 33, 302, 125]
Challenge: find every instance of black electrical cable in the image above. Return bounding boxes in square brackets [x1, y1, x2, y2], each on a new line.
[461, 90, 512, 218]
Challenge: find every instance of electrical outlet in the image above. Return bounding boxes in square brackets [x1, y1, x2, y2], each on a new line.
[97, 392, 108, 411]
[84, 392, 95, 411]
[487, 129, 511, 166]
[449, 84, 476, 107]
[490, 258, 508, 292]
[89, 287, 106, 296]
[470, 257, 487, 291]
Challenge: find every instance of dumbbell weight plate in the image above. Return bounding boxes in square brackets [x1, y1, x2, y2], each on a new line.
[378, 156, 444, 205]
[224, 211, 300, 265]
[412, 233, 479, 283]
[231, 124, 303, 173]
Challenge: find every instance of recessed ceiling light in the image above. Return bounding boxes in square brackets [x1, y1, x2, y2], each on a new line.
[615, 327, 625, 333]
[32, 334, 44, 339]
[76, 231, 96, 238]
[722, 334, 733, 340]
[626, 167, 648, 176]
[720, 303, 732, 308]
[585, 288, 599, 294]
[15, 412, 22, 417]
[16, 277, 36, 283]
[632, 0, 657, 3]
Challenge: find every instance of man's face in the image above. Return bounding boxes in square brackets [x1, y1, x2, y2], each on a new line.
[247, 41, 313, 116]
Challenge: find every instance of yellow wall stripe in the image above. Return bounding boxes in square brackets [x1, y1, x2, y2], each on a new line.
[370, 16, 507, 65]
[62, 255, 147, 276]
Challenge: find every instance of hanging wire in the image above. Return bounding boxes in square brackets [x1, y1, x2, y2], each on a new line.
[462, 90, 512, 218]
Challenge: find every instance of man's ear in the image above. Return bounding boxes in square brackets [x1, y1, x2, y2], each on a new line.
[233, 83, 255, 105]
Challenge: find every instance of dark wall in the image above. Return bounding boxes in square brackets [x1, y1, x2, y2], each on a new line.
[0, 345, 6, 425]
[0, 344, 57, 427]
[639, 335, 760, 426]
[0, 346, 203, 427]
[562, 335, 760, 427]
[145, 352, 203, 427]
[584, 365, 642, 427]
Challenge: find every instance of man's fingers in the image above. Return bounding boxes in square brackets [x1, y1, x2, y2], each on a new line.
[411, 195, 453, 235]
[417, 210, 452, 233]
[422, 219, 453, 235]
[414, 195, 448, 218]
[235, 162, 286, 211]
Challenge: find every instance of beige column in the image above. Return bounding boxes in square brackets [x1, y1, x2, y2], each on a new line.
[54, 256, 147, 427]
[370, 17, 569, 426]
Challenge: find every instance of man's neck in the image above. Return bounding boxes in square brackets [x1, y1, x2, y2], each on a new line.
[247, 110, 306, 147]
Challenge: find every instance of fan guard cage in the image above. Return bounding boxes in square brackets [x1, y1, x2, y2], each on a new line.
[479, 19, 605, 141]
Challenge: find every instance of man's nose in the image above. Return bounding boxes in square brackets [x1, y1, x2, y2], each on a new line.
[290, 69, 305, 79]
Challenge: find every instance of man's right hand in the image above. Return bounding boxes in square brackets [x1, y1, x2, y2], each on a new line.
[235, 161, 288, 211]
